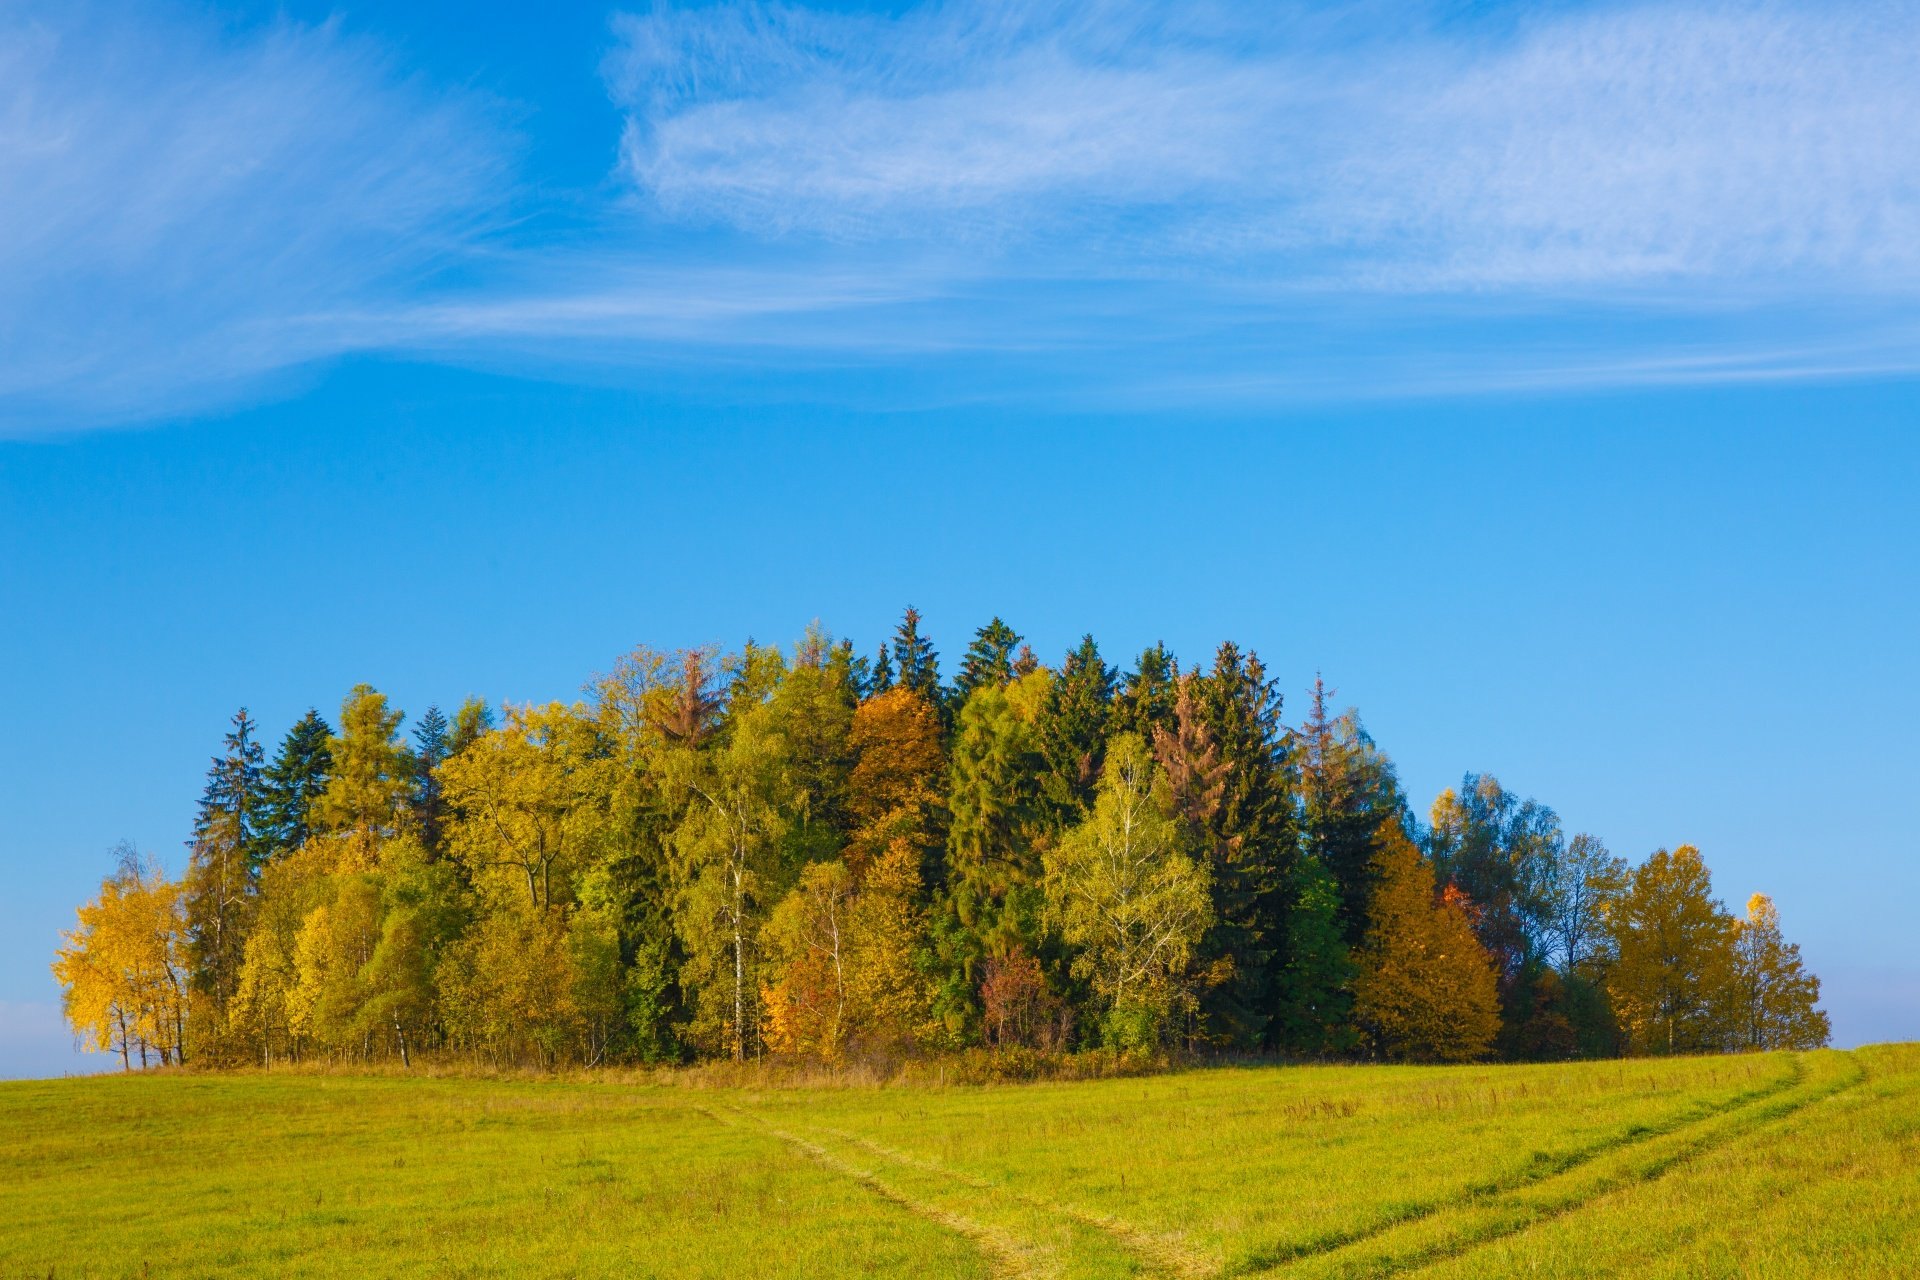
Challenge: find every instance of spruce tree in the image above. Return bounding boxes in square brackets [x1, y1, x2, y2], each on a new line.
[260, 709, 333, 855]
[866, 643, 896, 697]
[890, 607, 941, 705]
[182, 709, 267, 1037]
[1034, 634, 1116, 826]
[954, 617, 1022, 704]
[1271, 857, 1356, 1058]
[1114, 642, 1179, 742]
[1190, 642, 1296, 1050]
[411, 705, 451, 854]
[1296, 677, 1407, 946]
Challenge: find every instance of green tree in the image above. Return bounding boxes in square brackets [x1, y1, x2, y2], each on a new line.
[260, 710, 332, 856]
[1044, 735, 1210, 1049]
[944, 672, 1049, 955]
[410, 705, 451, 854]
[1295, 677, 1406, 945]
[890, 607, 942, 707]
[1271, 857, 1356, 1058]
[954, 617, 1022, 705]
[1427, 774, 1561, 980]
[182, 709, 268, 1041]
[1190, 642, 1295, 1049]
[1114, 642, 1179, 742]
[1035, 634, 1116, 826]
[447, 697, 496, 758]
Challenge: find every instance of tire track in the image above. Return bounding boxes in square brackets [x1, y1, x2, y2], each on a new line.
[1257, 1050, 1866, 1280]
[1230, 1053, 1809, 1276]
[806, 1123, 1215, 1280]
[697, 1104, 1055, 1280]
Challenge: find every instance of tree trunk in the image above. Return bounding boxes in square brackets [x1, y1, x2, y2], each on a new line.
[732, 861, 747, 1063]
[394, 1017, 411, 1069]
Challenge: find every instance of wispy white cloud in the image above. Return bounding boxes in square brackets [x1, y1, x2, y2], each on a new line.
[6, 0, 1920, 433]
[608, 1, 1920, 290]
[0, 2, 510, 426]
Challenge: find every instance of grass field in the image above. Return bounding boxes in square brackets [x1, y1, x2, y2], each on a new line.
[4, 1046, 1917, 1279]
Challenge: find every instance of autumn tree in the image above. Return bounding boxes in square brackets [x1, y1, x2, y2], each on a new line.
[1606, 845, 1738, 1056]
[53, 843, 190, 1069]
[1729, 893, 1829, 1051]
[313, 684, 415, 857]
[1352, 824, 1501, 1063]
[1044, 734, 1210, 1049]
[1427, 774, 1562, 979]
[437, 702, 616, 910]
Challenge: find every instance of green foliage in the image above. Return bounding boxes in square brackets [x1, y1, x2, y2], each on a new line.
[259, 709, 332, 856]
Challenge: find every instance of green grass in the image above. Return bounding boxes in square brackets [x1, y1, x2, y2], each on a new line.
[4, 1047, 1915, 1279]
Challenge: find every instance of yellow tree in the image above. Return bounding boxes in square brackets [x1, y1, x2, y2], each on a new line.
[1730, 893, 1829, 1050]
[1352, 824, 1501, 1063]
[761, 860, 855, 1059]
[52, 846, 191, 1069]
[313, 684, 415, 860]
[438, 702, 616, 910]
[1606, 845, 1738, 1055]
[1044, 734, 1211, 1048]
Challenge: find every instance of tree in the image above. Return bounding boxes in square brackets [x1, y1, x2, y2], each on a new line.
[1044, 734, 1210, 1049]
[182, 709, 268, 1038]
[1542, 833, 1627, 978]
[1035, 634, 1117, 826]
[847, 687, 947, 833]
[1606, 845, 1737, 1056]
[313, 684, 415, 854]
[1189, 642, 1295, 1049]
[953, 617, 1022, 705]
[447, 697, 496, 758]
[664, 699, 791, 1061]
[1114, 643, 1179, 742]
[1295, 677, 1406, 945]
[890, 607, 942, 707]
[945, 673, 1049, 952]
[768, 626, 858, 864]
[437, 703, 617, 910]
[411, 705, 451, 854]
[1729, 893, 1829, 1051]
[1427, 774, 1562, 979]
[1352, 824, 1501, 1063]
[761, 860, 855, 1059]
[53, 844, 190, 1069]
[1271, 857, 1356, 1058]
[260, 710, 332, 856]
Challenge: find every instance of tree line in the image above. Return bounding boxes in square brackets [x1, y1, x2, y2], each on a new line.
[54, 611, 1829, 1072]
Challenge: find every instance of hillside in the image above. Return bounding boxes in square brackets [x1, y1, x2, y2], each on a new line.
[6, 1046, 1917, 1278]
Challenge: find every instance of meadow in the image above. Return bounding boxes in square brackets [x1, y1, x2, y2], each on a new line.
[4, 1046, 1916, 1279]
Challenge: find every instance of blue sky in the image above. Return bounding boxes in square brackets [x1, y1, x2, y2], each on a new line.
[2, 0, 1917, 1075]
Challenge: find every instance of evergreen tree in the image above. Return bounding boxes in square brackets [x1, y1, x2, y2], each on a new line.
[1271, 857, 1356, 1058]
[411, 705, 451, 854]
[954, 617, 1022, 705]
[866, 643, 896, 697]
[1114, 642, 1179, 742]
[1189, 643, 1296, 1049]
[1295, 677, 1407, 946]
[182, 709, 268, 1043]
[890, 607, 941, 705]
[1035, 635, 1117, 827]
[260, 710, 332, 856]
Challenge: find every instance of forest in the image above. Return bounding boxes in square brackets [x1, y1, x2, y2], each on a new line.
[53, 611, 1829, 1072]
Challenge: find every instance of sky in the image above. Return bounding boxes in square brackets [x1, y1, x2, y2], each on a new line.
[2, 0, 1917, 1076]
